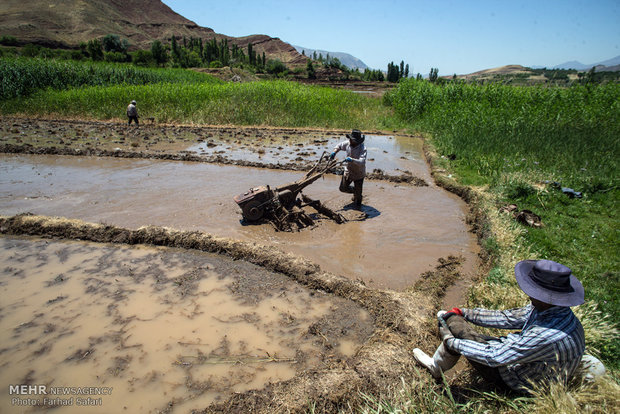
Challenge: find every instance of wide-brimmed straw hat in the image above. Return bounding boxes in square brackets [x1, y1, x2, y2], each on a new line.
[346, 129, 365, 144]
[515, 259, 584, 306]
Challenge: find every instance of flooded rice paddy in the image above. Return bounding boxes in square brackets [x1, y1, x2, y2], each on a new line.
[0, 117, 480, 412]
[0, 153, 477, 290]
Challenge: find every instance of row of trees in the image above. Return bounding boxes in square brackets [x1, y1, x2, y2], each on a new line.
[386, 61, 410, 82]
[0, 34, 278, 72]
[3, 34, 617, 84]
[0, 34, 440, 82]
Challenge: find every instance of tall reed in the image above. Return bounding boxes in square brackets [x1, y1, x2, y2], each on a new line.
[387, 80, 620, 190]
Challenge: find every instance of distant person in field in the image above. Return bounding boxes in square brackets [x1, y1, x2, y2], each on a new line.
[412, 259, 605, 393]
[329, 129, 367, 208]
[127, 100, 139, 126]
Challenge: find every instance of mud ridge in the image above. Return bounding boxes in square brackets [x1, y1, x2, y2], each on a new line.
[0, 213, 461, 413]
[0, 143, 427, 186]
[422, 143, 493, 269]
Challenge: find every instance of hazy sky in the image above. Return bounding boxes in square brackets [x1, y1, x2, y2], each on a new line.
[161, 0, 620, 75]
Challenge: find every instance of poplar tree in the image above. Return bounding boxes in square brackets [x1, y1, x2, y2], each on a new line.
[151, 40, 167, 66]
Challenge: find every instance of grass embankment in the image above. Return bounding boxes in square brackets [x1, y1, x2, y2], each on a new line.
[0, 57, 396, 130]
[373, 79, 619, 413]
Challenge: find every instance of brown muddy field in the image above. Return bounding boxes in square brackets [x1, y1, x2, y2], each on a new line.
[0, 117, 482, 413]
[0, 233, 374, 413]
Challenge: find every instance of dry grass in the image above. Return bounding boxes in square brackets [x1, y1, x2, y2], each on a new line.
[528, 376, 620, 414]
[573, 302, 620, 359]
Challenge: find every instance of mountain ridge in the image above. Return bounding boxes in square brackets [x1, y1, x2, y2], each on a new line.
[293, 45, 368, 70]
[0, 0, 307, 65]
[532, 55, 620, 71]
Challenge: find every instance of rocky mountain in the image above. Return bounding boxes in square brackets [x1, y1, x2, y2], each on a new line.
[537, 55, 620, 71]
[293, 45, 368, 70]
[0, 0, 307, 66]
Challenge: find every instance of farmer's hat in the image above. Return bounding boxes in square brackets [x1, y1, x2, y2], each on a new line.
[515, 259, 584, 307]
[131, 100, 137, 105]
[346, 129, 365, 145]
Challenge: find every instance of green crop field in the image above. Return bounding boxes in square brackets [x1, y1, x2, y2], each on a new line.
[0, 57, 219, 100]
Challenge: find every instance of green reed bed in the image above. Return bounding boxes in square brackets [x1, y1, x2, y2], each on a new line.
[387, 80, 619, 188]
[388, 79, 619, 368]
[0, 80, 391, 130]
[0, 57, 218, 100]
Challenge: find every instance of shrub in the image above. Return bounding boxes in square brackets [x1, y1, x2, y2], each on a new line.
[266, 59, 287, 75]
[132, 50, 155, 67]
[104, 51, 128, 63]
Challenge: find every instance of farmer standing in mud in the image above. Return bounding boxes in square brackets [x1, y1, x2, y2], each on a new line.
[412, 259, 605, 393]
[330, 129, 367, 208]
[127, 100, 139, 126]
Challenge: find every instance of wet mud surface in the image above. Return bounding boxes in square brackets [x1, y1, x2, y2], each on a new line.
[0, 153, 477, 291]
[0, 117, 479, 292]
[0, 116, 481, 412]
[0, 234, 374, 412]
[0, 214, 464, 413]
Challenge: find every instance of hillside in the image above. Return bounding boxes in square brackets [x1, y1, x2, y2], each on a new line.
[0, 0, 307, 66]
[460, 64, 530, 78]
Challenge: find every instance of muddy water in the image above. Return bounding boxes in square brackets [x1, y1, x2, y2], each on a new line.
[0, 236, 373, 413]
[1, 117, 426, 177]
[0, 153, 478, 291]
[186, 133, 429, 177]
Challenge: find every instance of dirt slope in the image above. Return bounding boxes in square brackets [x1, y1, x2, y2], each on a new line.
[0, 0, 306, 65]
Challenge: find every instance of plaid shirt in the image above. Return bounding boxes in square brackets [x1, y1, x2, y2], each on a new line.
[447, 304, 585, 392]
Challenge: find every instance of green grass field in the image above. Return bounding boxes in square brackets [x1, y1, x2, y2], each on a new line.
[0, 80, 393, 129]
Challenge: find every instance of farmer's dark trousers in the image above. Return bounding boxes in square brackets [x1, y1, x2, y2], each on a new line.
[445, 315, 509, 389]
[128, 116, 139, 126]
[339, 175, 363, 206]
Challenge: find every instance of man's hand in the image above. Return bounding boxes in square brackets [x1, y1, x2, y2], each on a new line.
[345, 157, 353, 162]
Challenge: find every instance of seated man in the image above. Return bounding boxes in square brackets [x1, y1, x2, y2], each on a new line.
[413, 259, 588, 393]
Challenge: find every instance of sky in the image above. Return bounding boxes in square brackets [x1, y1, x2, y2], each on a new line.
[161, 0, 620, 76]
